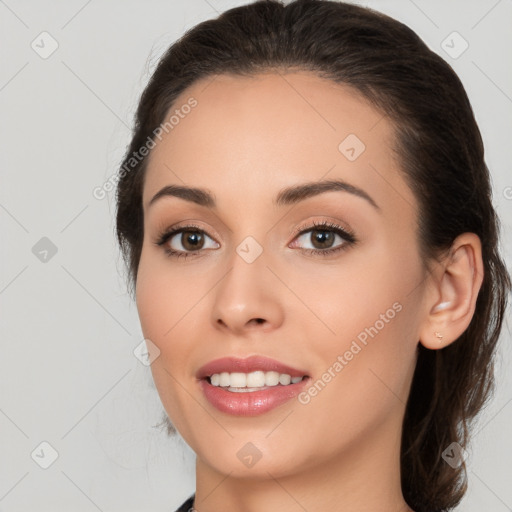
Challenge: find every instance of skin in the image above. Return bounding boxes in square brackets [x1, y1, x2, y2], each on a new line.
[135, 71, 484, 512]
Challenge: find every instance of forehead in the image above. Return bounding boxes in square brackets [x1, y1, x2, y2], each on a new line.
[142, 71, 415, 216]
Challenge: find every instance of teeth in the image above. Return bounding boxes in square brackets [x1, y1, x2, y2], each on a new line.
[279, 374, 291, 385]
[247, 370, 266, 387]
[208, 371, 306, 388]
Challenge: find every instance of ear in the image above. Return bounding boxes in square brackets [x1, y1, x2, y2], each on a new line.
[419, 233, 484, 350]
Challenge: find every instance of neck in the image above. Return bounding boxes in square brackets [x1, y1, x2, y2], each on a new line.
[192, 413, 413, 512]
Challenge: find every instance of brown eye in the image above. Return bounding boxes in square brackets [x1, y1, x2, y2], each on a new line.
[309, 229, 336, 250]
[179, 230, 205, 251]
[294, 227, 348, 252]
[289, 221, 356, 257]
[160, 227, 219, 257]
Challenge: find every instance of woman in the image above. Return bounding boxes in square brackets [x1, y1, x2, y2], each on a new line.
[115, 1, 511, 510]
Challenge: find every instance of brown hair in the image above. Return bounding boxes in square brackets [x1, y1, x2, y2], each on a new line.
[115, 1, 511, 510]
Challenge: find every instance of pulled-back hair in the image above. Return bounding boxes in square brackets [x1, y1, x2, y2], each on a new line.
[115, 1, 511, 510]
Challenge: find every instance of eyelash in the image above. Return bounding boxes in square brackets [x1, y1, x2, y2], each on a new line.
[153, 220, 357, 260]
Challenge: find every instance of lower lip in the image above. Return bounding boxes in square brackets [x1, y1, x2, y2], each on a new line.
[199, 378, 310, 416]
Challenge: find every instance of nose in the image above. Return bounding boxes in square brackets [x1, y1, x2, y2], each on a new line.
[210, 247, 285, 336]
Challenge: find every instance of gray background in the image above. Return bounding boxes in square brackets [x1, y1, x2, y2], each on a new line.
[0, 0, 511, 510]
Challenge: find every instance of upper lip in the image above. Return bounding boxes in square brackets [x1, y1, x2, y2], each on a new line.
[196, 355, 309, 379]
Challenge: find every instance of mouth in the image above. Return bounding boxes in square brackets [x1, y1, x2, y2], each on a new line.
[197, 355, 311, 416]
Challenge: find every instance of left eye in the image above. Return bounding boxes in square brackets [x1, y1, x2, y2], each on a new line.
[293, 227, 345, 251]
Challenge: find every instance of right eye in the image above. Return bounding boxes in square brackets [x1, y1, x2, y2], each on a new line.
[155, 225, 220, 259]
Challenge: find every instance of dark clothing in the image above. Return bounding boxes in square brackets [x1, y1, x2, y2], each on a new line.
[174, 494, 195, 512]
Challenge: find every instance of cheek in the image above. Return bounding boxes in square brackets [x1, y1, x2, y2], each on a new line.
[135, 258, 202, 430]
[135, 268, 167, 342]
[135, 257, 187, 394]
[135, 252, 198, 340]
[135, 251, 214, 397]
[299, 245, 421, 390]
[295, 302, 418, 454]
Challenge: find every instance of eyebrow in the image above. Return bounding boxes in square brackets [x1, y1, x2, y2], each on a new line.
[147, 179, 380, 211]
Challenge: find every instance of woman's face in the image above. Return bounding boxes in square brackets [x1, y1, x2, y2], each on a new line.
[136, 71, 429, 479]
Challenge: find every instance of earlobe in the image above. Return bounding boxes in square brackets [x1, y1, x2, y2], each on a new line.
[419, 233, 484, 350]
